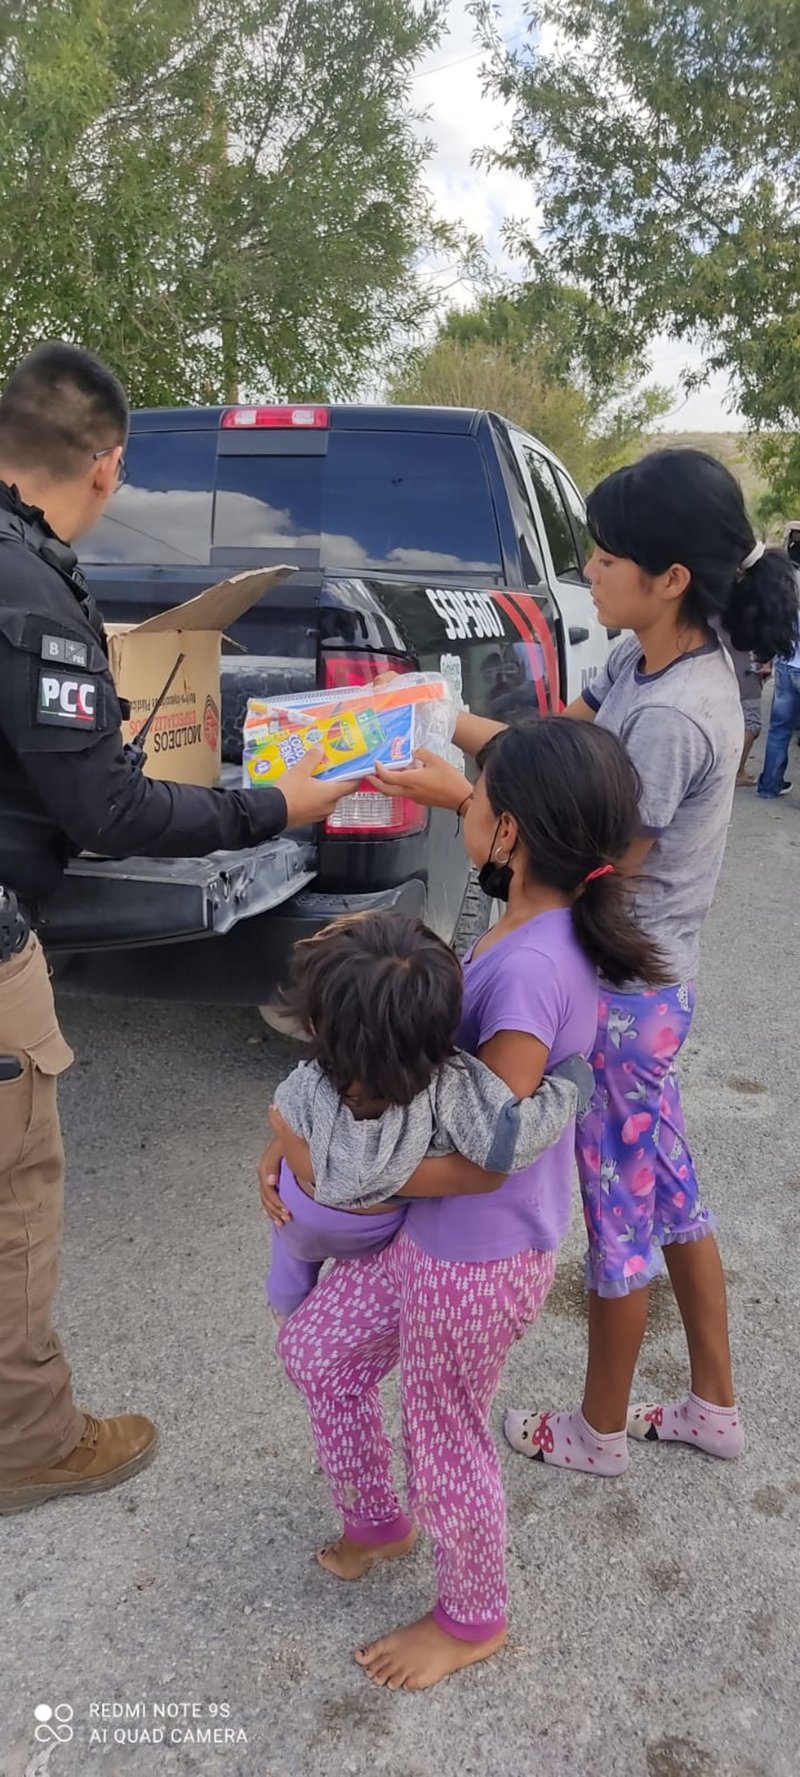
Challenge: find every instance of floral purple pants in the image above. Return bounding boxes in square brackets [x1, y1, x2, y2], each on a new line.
[575, 983, 716, 1299]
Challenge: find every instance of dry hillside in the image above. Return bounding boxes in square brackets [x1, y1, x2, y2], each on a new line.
[644, 431, 766, 518]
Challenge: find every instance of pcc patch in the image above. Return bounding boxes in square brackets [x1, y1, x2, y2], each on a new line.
[37, 668, 98, 729]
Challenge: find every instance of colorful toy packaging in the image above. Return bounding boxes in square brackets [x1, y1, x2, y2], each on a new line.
[242, 673, 455, 787]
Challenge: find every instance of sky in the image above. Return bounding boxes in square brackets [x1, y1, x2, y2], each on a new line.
[413, 1, 740, 433]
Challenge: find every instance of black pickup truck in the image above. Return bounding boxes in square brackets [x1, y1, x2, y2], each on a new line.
[43, 402, 609, 1013]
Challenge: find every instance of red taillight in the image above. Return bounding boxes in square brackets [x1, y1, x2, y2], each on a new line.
[325, 787, 426, 837]
[324, 653, 401, 691]
[220, 405, 328, 429]
[321, 653, 425, 838]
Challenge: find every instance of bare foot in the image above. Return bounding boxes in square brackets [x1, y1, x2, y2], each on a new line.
[316, 1527, 417, 1581]
[355, 1612, 507, 1690]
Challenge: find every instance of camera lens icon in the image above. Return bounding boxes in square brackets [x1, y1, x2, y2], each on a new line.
[34, 1703, 74, 1744]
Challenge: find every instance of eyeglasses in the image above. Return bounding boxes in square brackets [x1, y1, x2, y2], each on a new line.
[92, 446, 127, 487]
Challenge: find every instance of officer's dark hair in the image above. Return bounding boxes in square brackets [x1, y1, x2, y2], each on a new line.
[0, 342, 128, 481]
[283, 911, 464, 1105]
[587, 449, 799, 662]
[477, 718, 670, 989]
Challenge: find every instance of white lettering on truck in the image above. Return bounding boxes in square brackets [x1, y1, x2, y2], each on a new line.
[425, 587, 504, 642]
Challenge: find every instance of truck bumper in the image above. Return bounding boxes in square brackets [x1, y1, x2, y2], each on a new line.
[39, 837, 317, 952]
[49, 878, 427, 1005]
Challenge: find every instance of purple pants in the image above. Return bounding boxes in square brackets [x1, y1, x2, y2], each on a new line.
[576, 983, 716, 1298]
[279, 1229, 555, 1638]
[266, 1163, 405, 1317]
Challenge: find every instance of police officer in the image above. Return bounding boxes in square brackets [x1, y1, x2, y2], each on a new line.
[0, 343, 348, 1514]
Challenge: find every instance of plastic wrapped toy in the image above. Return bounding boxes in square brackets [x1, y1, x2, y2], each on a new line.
[242, 673, 455, 787]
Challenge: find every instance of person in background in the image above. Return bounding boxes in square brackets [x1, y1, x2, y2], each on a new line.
[414, 450, 798, 1483]
[725, 637, 769, 787]
[757, 530, 800, 799]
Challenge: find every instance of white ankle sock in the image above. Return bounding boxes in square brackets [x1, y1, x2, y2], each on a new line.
[627, 1392, 744, 1458]
[504, 1406, 629, 1475]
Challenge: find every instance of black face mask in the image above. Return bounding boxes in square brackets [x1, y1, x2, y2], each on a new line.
[478, 819, 515, 903]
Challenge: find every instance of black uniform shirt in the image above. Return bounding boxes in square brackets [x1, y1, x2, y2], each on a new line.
[0, 485, 287, 905]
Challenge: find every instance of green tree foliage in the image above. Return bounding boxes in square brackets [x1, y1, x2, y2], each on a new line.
[474, 0, 800, 515]
[0, 0, 461, 404]
[391, 287, 669, 487]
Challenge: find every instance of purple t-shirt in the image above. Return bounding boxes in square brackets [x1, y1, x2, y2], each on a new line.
[404, 908, 598, 1263]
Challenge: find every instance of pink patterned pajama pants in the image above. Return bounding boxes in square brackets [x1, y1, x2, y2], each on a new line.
[278, 1228, 555, 1640]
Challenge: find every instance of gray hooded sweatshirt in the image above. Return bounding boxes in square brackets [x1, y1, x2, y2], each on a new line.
[272, 1051, 593, 1209]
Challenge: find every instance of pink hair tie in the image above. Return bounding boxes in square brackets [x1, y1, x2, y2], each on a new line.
[584, 864, 615, 885]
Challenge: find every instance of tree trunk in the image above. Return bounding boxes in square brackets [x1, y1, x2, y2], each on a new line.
[221, 313, 239, 404]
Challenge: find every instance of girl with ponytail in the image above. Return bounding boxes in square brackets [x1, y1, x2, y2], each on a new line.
[471, 718, 667, 994]
[276, 717, 657, 1690]
[381, 447, 798, 1487]
[503, 450, 797, 1474]
[496, 446, 796, 1478]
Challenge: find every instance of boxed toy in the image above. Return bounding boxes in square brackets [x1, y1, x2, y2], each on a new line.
[242, 674, 455, 787]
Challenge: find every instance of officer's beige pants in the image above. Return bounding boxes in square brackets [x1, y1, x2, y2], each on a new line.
[0, 936, 83, 1476]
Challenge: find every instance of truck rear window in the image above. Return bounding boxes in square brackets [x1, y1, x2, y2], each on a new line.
[213, 430, 503, 574]
[80, 432, 216, 566]
[213, 455, 324, 566]
[82, 425, 503, 577]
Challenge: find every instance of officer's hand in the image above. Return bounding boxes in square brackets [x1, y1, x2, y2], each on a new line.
[258, 1134, 290, 1226]
[373, 748, 471, 813]
[279, 747, 350, 829]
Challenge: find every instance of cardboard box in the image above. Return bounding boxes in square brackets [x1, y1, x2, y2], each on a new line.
[105, 567, 296, 787]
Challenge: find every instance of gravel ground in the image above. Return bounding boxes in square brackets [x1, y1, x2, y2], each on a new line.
[2, 770, 800, 1777]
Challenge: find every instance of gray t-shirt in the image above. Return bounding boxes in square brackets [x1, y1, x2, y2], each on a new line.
[584, 635, 743, 983]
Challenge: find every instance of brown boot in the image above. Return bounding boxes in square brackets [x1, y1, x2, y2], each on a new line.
[0, 1412, 157, 1515]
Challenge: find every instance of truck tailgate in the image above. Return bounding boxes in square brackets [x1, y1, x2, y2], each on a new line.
[38, 835, 317, 952]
